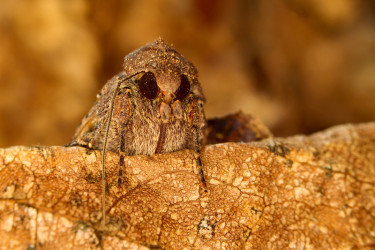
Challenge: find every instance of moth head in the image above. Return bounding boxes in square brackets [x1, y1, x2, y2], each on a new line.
[137, 69, 191, 104]
[123, 38, 198, 78]
[124, 38, 205, 122]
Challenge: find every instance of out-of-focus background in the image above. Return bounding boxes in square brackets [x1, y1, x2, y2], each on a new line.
[0, 0, 374, 147]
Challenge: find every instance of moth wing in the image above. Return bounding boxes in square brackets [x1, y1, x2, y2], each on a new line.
[68, 73, 129, 151]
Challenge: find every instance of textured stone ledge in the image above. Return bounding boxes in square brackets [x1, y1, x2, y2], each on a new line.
[0, 123, 374, 249]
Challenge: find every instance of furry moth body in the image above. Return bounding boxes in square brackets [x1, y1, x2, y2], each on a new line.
[69, 39, 207, 226]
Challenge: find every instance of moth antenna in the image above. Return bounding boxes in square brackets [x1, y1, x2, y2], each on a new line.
[101, 73, 139, 228]
[101, 87, 118, 228]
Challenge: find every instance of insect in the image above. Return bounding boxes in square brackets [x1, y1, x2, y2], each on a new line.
[69, 38, 207, 227]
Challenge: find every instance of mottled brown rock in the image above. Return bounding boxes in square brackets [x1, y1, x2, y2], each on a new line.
[0, 123, 374, 249]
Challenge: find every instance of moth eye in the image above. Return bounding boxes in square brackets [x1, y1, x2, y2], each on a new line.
[175, 74, 191, 101]
[139, 72, 159, 99]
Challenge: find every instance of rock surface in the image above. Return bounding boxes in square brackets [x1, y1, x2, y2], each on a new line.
[0, 123, 374, 249]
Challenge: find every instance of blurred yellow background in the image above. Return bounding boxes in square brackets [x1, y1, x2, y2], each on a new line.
[1, 0, 374, 147]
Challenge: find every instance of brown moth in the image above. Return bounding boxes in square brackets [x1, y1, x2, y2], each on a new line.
[69, 38, 206, 226]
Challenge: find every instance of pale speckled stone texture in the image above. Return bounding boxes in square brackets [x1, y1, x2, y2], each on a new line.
[0, 123, 374, 249]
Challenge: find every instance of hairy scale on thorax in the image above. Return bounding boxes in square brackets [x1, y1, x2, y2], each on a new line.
[69, 38, 207, 226]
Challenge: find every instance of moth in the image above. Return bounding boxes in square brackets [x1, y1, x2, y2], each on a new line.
[69, 38, 206, 226]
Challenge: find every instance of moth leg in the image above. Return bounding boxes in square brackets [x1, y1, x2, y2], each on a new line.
[195, 137, 207, 191]
[118, 145, 125, 187]
[114, 88, 132, 189]
[118, 124, 130, 189]
[190, 99, 207, 191]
